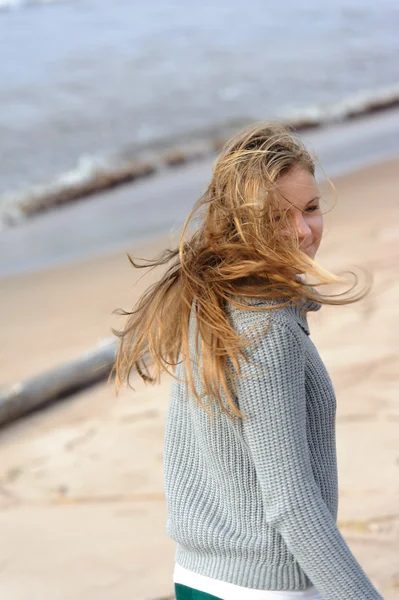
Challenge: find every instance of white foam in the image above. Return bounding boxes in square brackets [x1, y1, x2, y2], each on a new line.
[0, 153, 109, 225]
[280, 83, 399, 126]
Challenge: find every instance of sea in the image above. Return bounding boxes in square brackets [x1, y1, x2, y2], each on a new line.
[1, 0, 399, 215]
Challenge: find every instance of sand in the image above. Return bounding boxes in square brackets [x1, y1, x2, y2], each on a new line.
[0, 158, 398, 599]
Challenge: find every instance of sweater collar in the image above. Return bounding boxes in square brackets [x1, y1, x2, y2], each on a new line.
[234, 289, 321, 336]
[290, 276, 322, 335]
[289, 296, 321, 335]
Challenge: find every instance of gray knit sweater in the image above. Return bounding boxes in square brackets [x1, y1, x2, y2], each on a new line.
[163, 295, 383, 599]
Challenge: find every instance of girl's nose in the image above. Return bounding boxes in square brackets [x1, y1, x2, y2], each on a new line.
[294, 213, 312, 241]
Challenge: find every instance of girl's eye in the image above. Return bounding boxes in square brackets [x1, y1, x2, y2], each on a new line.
[306, 204, 319, 213]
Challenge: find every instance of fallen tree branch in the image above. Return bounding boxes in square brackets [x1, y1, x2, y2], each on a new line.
[0, 338, 118, 428]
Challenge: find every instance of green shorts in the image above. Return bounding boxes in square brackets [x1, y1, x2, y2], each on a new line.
[175, 582, 222, 599]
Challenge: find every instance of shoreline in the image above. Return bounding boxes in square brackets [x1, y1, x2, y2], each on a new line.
[2, 108, 399, 280]
[2, 98, 399, 227]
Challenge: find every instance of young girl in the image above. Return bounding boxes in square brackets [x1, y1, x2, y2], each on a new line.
[114, 124, 383, 600]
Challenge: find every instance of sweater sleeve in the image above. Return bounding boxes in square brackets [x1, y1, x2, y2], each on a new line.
[234, 317, 383, 600]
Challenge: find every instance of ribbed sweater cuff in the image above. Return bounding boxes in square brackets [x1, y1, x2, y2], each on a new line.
[175, 545, 312, 591]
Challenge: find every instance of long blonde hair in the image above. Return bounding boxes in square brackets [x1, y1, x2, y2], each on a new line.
[112, 122, 370, 420]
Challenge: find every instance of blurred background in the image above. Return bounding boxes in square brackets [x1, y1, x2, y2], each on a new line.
[0, 1, 398, 599]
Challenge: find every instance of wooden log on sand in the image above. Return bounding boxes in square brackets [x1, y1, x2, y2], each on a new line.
[0, 339, 118, 428]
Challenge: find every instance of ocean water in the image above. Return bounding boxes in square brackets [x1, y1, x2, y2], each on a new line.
[1, 0, 399, 199]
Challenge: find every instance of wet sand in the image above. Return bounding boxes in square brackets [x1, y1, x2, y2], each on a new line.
[0, 158, 399, 599]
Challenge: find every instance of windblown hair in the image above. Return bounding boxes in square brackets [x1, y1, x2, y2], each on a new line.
[112, 122, 371, 420]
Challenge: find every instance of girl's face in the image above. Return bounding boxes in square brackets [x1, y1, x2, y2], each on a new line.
[275, 166, 323, 260]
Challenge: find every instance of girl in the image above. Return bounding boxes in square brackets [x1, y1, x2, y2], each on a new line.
[113, 124, 383, 600]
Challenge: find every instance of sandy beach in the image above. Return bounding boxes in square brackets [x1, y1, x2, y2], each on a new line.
[0, 157, 399, 599]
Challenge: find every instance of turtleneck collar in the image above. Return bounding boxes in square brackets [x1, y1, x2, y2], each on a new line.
[232, 287, 322, 336]
[290, 295, 321, 335]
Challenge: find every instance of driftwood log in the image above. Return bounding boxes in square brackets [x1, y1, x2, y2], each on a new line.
[0, 338, 118, 428]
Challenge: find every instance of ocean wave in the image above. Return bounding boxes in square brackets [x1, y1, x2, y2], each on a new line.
[282, 83, 399, 124]
[1, 84, 399, 227]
